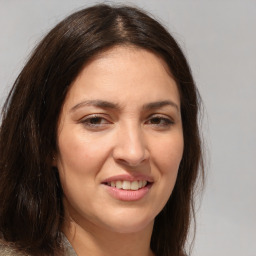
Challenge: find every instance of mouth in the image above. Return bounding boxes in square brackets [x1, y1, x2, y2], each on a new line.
[101, 174, 153, 201]
[103, 180, 151, 191]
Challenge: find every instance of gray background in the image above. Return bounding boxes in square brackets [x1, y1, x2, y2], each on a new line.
[0, 1, 255, 255]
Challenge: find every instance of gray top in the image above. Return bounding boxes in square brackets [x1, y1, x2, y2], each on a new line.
[0, 235, 77, 256]
[62, 235, 78, 256]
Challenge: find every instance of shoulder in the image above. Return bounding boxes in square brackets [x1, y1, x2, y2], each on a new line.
[0, 235, 76, 256]
[0, 240, 29, 256]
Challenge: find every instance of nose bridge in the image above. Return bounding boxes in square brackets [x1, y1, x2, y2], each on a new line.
[113, 119, 148, 166]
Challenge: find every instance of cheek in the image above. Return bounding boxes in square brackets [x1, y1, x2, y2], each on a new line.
[153, 134, 184, 175]
[148, 134, 183, 216]
[57, 130, 109, 173]
[56, 134, 102, 213]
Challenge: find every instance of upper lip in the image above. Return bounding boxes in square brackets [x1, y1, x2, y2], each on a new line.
[102, 174, 154, 184]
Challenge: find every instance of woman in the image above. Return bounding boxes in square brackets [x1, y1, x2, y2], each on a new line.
[0, 4, 204, 256]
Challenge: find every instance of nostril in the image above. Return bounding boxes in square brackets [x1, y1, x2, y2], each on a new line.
[114, 156, 148, 168]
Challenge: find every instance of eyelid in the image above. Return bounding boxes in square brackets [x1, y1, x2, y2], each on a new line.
[79, 113, 107, 121]
[79, 114, 112, 127]
[147, 113, 174, 121]
[145, 114, 174, 126]
[78, 113, 175, 130]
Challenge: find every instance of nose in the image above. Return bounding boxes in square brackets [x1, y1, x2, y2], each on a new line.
[112, 123, 149, 167]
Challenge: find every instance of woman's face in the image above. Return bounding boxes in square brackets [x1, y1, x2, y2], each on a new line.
[56, 46, 183, 234]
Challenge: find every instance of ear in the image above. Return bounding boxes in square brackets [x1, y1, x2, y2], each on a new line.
[52, 155, 57, 167]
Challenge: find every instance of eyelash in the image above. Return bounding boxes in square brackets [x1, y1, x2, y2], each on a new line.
[80, 114, 111, 128]
[80, 114, 174, 129]
[145, 115, 174, 127]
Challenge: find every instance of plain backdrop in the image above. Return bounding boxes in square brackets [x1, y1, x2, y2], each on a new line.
[0, 1, 255, 255]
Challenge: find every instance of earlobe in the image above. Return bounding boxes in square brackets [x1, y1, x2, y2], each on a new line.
[52, 156, 57, 167]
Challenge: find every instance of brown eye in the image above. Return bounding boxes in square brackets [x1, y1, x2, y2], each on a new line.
[80, 115, 111, 129]
[87, 117, 104, 125]
[146, 115, 174, 127]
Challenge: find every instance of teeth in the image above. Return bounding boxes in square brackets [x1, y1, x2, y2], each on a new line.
[123, 181, 131, 190]
[107, 180, 148, 190]
[130, 181, 139, 190]
[116, 181, 123, 189]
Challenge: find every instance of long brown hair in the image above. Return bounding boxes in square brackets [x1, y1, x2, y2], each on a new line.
[0, 4, 204, 256]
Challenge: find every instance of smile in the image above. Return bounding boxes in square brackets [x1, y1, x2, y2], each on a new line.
[102, 174, 153, 201]
[106, 180, 148, 190]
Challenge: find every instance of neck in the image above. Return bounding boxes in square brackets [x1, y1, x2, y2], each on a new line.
[62, 217, 155, 256]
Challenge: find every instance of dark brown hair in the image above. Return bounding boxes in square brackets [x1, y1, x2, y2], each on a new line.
[0, 4, 204, 256]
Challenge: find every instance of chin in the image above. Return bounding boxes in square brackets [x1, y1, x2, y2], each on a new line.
[97, 211, 155, 234]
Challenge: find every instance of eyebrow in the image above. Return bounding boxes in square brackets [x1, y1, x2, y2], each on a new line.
[70, 100, 120, 112]
[142, 100, 179, 111]
[70, 99, 179, 112]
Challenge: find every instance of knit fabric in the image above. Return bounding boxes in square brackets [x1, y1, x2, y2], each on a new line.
[0, 235, 77, 256]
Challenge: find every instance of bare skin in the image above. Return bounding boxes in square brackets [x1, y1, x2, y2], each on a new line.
[56, 46, 183, 256]
[63, 211, 155, 256]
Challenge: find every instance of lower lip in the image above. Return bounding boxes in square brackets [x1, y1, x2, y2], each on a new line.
[103, 184, 152, 201]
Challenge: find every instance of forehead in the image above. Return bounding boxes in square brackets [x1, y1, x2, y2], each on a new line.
[79, 45, 174, 83]
[63, 46, 180, 109]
